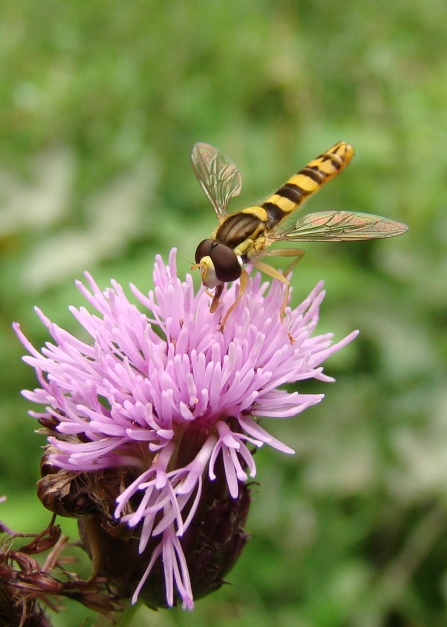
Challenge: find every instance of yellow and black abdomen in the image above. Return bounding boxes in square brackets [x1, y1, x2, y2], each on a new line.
[262, 141, 354, 229]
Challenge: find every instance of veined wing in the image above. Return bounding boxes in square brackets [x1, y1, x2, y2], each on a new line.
[272, 210, 409, 242]
[191, 143, 242, 222]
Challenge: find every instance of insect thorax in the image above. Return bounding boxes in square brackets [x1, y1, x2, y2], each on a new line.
[215, 211, 266, 250]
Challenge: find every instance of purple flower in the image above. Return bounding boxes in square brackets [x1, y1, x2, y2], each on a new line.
[14, 249, 358, 610]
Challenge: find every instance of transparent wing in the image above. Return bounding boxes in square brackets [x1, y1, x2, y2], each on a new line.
[191, 142, 242, 222]
[271, 211, 409, 242]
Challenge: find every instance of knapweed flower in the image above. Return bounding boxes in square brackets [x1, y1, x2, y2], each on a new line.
[14, 249, 358, 610]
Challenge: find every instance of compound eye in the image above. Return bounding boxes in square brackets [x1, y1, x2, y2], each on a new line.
[195, 239, 214, 264]
[209, 244, 242, 282]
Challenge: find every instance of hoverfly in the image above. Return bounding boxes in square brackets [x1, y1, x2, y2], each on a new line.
[191, 141, 408, 325]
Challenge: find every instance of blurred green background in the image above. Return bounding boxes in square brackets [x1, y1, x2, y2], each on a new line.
[1, 0, 446, 625]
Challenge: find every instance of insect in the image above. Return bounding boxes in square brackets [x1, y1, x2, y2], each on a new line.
[191, 141, 408, 325]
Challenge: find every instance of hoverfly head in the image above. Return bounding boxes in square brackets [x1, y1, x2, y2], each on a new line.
[193, 239, 242, 288]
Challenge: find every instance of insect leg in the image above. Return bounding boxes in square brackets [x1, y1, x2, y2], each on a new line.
[253, 248, 306, 319]
[218, 268, 249, 331]
[210, 284, 224, 313]
[265, 247, 306, 277]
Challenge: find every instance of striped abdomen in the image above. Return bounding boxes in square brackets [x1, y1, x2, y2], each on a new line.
[262, 141, 354, 229]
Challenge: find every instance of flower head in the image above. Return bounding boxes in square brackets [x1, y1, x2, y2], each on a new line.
[14, 249, 358, 609]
